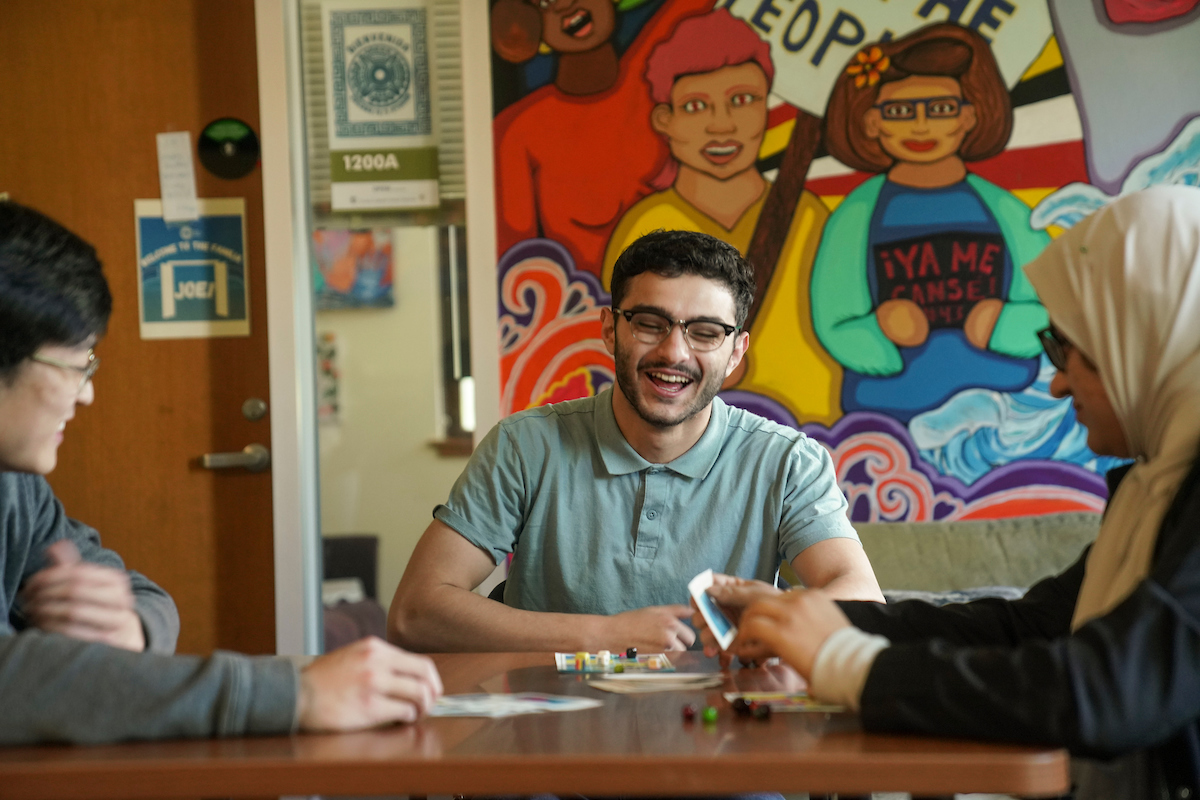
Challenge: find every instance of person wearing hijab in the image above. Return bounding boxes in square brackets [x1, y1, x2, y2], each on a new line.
[695, 185, 1200, 797]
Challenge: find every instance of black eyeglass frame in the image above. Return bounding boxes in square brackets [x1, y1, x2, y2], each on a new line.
[1037, 327, 1069, 371]
[612, 307, 740, 352]
[872, 96, 972, 120]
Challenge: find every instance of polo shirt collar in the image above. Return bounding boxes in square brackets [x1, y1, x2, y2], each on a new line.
[595, 387, 729, 480]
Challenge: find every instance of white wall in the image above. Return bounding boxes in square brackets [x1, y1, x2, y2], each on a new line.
[317, 226, 467, 611]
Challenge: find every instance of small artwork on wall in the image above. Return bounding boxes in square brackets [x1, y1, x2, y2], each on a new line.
[316, 331, 341, 425]
[312, 228, 394, 309]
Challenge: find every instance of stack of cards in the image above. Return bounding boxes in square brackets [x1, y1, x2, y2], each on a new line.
[431, 692, 603, 718]
[587, 673, 726, 694]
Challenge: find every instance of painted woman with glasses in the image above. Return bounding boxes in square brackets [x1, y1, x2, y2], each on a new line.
[811, 22, 1051, 426]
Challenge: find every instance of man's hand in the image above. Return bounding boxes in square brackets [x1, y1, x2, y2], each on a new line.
[730, 589, 852, 679]
[603, 604, 696, 651]
[691, 574, 782, 662]
[20, 540, 146, 651]
[297, 637, 443, 732]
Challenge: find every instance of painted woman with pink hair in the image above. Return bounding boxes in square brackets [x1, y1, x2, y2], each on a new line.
[602, 10, 840, 425]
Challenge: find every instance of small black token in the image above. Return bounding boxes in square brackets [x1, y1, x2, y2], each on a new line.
[197, 117, 260, 180]
[732, 697, 751, 716]
[752, 703, 772, 720]
[625, 647, 637, 659]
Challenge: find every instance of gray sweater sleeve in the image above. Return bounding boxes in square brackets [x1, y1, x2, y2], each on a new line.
[0, 629, 298, 745]
[7, 474, 181, 654]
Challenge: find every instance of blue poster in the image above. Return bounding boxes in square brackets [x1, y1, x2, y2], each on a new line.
[134, 198, 249, 339]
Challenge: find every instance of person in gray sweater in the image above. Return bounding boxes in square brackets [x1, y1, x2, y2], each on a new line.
[0, 200, 442, 745]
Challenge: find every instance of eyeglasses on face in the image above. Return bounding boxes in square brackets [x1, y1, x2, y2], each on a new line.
[873, 96, 970, 120]
[613, 308, 739, 352]
[30, 349, 100, 393]
[1037, 327, 1070, 371]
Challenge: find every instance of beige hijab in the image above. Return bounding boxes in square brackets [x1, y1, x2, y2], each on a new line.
[1024, 185, 1200, 629]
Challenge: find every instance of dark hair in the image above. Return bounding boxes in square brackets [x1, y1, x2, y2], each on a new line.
[0, 202, 112, 379]
[823, 22, 1011, 173]
[609, 229, 755, 326]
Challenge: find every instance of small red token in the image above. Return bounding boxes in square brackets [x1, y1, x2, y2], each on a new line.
[682, 704, 697, 722]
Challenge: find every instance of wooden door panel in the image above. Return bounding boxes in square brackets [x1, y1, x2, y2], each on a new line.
[0, 0, 275, 655]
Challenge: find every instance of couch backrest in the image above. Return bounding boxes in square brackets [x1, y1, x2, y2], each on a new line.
[855, 513, 1102, 591]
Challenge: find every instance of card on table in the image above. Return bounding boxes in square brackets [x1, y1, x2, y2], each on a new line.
[723, 691, 845, 713]
[587, 673, 726, 694]
[431, 692, 603, 718]
[688, 568, 737, 650]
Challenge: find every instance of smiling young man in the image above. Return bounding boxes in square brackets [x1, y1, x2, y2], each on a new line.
[389, 230, 882, 654]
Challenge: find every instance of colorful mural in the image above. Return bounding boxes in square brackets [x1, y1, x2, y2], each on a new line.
[489, 0, 1200, 521]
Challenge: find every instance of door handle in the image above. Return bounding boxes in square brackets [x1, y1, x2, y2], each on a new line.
[201, 443, 271, 473]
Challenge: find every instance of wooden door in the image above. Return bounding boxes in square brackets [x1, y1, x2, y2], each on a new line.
[0, 0, 277, 655]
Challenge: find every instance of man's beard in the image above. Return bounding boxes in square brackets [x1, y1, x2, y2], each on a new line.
[613, 331, 727, 429]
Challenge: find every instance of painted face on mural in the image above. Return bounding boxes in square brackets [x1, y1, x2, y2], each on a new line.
[532, 0, 615, 54]
[603, 272, 747, 429]
[651, 62, 769, 182]
[864, 75, 978, 166]
[0, 342, 96, 475]
[1047, 333, 1130, 459]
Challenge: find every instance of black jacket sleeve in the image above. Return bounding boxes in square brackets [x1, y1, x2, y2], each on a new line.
[843, 472, 1200, 760]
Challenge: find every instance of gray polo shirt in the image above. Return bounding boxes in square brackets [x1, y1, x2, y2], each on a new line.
[434, 388, 858, 615]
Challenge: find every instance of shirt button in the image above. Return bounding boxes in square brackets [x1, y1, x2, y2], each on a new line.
[646, 510, 657, 519]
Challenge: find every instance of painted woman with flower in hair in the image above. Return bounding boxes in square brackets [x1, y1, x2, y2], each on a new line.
[811, 23, 1050, 427]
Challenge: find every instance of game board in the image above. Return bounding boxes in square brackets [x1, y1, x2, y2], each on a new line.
[723, 692, 845, 713]
[555, 651, 675, 674]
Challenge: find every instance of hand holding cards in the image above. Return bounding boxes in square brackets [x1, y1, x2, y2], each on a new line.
[689, 569, 737, 651]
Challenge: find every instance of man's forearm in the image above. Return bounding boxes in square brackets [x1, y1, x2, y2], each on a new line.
[390, 583, 610, 652]
[819, 572, 885, 603]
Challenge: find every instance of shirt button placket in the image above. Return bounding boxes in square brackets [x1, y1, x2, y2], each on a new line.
[635, 468, 663, 560]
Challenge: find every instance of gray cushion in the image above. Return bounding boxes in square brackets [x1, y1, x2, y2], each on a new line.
[855, 513, 1101, 592]
[882, 586, 1028, 606]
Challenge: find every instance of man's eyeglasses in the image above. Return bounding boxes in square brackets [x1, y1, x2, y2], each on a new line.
[873, 96, 970, 120]
[30, 349, 100, 393]
[613, 308, 739, 352]
[1037, 327, 1070, 371]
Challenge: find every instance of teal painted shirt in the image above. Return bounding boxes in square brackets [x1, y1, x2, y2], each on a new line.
[434, 389, 858, 615]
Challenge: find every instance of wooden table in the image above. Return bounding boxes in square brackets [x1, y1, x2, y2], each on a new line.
[0, 652, 1069, 799]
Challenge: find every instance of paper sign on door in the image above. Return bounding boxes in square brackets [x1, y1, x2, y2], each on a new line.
[134, 198, 249, 339]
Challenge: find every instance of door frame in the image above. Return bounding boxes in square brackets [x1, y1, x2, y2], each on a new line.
[253, 0, 501, 654]
[256, 0, 322, 655]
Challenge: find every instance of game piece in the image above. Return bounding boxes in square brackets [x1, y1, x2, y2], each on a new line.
[732, 697, 751, 716]
[626, 647, 637, 658]
[682, 704, 696, 722]
[554, 652, 673, 674]
[752, 703, 772, 720]
[598, 649, 611, 666]
[614, 664, 624, 673]
[701, 705, 718, 723]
